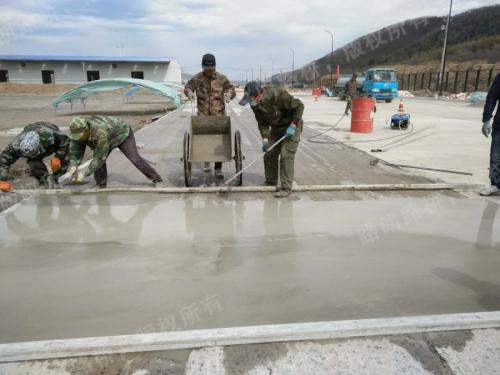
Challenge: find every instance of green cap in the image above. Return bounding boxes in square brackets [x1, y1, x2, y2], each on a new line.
[69, 117, 88, 140]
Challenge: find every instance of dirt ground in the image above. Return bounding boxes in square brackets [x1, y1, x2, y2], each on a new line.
[0, 88, 178, 188]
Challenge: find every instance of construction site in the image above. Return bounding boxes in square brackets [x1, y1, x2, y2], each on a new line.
[1, 1, 500, 375]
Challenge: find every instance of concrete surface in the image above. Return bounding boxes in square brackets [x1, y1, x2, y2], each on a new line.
[300, 94, 490, 186]
[99, 100, 431, 189]
[1, 328, 500, 374]
[1, 192, 499, 344]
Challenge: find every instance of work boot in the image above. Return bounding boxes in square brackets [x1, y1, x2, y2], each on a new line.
[203, 162, 211, 173]
[274, 188, 292, 198]
[214, 168, 224, 179]
[479, 185, 500, 196]
[261, 181, 277, 187]
[97, 183, 107, 189]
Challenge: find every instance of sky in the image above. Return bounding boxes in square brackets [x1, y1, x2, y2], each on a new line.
[0, 0, 498, 80]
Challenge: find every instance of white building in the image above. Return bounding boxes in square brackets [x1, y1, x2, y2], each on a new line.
[0, 55, 182, 84]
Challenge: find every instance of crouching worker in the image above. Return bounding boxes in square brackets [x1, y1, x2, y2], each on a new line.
[68, 116, 163, 188]
[239, 82, 304, 198]
[0, 122, 69, 191]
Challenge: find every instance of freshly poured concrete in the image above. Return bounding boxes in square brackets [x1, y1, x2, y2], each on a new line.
[1, 192, 499, 343]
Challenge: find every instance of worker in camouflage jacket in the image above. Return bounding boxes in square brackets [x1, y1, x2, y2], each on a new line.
[239, 82, 304, 198]
[0, 122, 69, 191]
[184, 53, 236, 178]
[345, 73, 359, 115]
[68, 116, 163, 188]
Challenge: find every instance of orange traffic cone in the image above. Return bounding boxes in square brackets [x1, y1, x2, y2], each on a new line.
[398, 99, 405, 112]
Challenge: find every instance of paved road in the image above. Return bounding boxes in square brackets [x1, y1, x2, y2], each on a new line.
[104, 102, 429, 188]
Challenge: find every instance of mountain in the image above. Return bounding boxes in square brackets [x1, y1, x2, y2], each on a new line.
[276, 4, 500, 84]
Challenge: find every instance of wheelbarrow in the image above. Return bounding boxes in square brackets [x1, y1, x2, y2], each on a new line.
[182, 114, 243, 187]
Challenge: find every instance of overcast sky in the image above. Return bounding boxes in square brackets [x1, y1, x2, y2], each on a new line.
[0, 0, 497, 80]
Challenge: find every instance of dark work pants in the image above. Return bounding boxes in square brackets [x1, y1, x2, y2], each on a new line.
[490, 126, 500, 188]
[94, 130, 162, 186]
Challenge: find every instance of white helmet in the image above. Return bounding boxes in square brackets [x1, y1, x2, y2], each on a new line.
[19, 131, 41, 158]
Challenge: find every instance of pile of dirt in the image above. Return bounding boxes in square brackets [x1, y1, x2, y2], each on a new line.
[0, 83, 78, 94]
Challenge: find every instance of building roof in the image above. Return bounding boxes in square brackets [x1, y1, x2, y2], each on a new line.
[0, 55, 173, 63]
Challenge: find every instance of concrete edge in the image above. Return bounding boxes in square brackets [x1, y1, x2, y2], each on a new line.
[136, 102, 184, 134]
[10, 183, 482, 197]
[1, 311, 499, 363]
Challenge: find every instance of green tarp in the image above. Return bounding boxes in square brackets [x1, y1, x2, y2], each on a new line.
[52, 78, 182, 109]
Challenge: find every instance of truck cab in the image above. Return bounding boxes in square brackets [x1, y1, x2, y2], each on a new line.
[362, 68, 398, 102]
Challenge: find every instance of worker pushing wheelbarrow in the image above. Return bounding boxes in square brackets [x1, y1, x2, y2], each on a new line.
[183, 53, 242, 187]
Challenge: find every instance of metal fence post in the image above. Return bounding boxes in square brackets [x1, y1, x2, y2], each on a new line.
[445, 71, 450, 93]
[463, 70, 469, 93]
[428, 72, 433, 90]
[487, 68, 494, 89]
[453, 71, 459, 93]
[474, 70, 481, 92]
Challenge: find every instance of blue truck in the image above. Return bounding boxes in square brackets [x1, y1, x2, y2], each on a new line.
[336, 67, 399, 103]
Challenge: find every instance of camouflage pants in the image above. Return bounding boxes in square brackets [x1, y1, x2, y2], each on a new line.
[28, 155, 69, 186]
[345, 95, 353, 114]
[264, 122, 302, 190]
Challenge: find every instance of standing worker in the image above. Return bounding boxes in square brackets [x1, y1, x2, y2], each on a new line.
[0, 122, 69, 192]
[345, 73, 358, 115]
[480, 73, 500, 196]
[239, 81, 304, 198]
[184, 53, 236, 179]
[68, 116, 163, 188]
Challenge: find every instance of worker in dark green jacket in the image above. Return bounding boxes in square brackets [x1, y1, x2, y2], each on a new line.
[240, 82, 304, 197]
[0, 122, 69, 191]
[68, 116, 163, 188]
[345, 73, 359, 115]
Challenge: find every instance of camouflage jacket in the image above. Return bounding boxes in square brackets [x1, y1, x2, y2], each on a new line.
[0, 122, 69, 180]
[184, 71, 236, 116]
[345, 79, 358, 96]
[69, 116, 130, 176]
[251, 87, 305, 139]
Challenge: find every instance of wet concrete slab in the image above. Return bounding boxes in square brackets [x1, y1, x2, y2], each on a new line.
[103, 104, 431, 188]
[0, 192, 499, 343]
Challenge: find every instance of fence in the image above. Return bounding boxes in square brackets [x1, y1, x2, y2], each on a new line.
[398, 67, 500, 93]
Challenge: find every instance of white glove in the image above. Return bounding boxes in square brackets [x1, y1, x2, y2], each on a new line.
[224, 92, 232, 103]
[73, 171, 86, 183]
[187, 91, 195, 101]
[262, 138, 269, 152]
[482, 120, 492, 138]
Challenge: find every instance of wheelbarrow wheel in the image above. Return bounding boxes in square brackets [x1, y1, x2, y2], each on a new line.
[183, 131, 192, 187]
[234, 130, 243, 186]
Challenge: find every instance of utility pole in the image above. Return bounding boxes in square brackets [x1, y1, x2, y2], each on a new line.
[438, 0, 453, 97]
[251, 68, 254, 81]
[259, 64, 262, 83]
[313, 61, 316, 86]
[290, 48, 295, 88]
[325, 29, 334, 90]
[269, 57, 274, 84]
